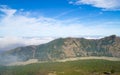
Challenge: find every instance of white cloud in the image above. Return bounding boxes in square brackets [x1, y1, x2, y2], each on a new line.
[70, 0, 120, 10]
[0, 5, 16, 16]
[0, 5, 120, 37]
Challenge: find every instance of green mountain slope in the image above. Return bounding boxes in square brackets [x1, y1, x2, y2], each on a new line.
[1, 35, 120, 62]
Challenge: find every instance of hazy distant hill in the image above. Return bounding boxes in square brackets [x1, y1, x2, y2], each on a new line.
[1, 35, 120, 62]
[0, 50, 4, 54]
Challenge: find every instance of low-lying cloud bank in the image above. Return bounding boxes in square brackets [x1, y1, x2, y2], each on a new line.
[0, 37, 54, 51]
[0, 35, 103, 52]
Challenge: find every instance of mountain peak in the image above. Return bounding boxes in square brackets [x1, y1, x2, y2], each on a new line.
[108, 35, 117, 39]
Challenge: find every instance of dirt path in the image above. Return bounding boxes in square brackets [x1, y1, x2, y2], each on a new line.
[56, 57, 120, 62]
[8, 57, 120, 66]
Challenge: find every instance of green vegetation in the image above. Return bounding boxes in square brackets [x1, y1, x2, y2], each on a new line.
[0, 59, 120, 75]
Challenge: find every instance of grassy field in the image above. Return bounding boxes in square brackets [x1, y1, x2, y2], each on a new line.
[0, 59, 120, 75]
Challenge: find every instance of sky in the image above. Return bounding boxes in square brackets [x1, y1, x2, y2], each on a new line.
[0, 0, 120, 51]
[0, 0, 120, 37]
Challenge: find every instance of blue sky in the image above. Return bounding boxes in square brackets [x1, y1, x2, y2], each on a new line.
[0, 0, 120, 37]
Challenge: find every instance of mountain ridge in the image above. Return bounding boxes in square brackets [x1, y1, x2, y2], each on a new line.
[1, 35, 120, 64]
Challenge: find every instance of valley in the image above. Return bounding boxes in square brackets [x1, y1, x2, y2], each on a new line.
[0, 59, 120, 75]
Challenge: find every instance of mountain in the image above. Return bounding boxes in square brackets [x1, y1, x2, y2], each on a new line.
[1, 35, 120, 62]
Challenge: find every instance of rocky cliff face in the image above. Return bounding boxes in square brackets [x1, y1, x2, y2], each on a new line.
[1, 35, 120, 62]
